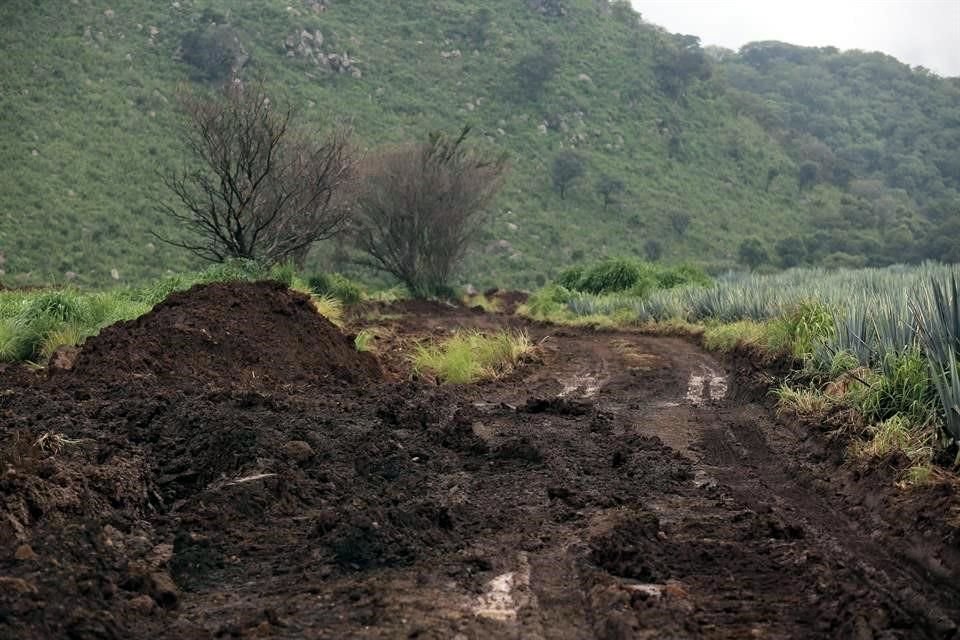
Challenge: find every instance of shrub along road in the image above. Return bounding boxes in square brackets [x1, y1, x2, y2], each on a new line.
[1, 285, 958, 638]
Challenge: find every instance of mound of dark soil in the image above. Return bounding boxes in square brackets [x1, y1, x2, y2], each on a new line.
[72, 281, 380, 390]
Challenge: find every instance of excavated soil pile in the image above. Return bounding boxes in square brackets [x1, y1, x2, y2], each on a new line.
[71, 280, 380, 390]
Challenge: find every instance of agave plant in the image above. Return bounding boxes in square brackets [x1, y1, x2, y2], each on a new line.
[929, 347, 960, 443]
[915, 274, 960, 366]
[915, 275, 960, 444]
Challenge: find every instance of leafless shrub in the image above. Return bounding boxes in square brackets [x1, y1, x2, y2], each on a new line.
[352, 128, 508, 297]
[157, 81, 355, 266]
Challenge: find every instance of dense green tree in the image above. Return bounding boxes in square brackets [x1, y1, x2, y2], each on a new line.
[798, 162, 819, 190]
[513, 46, 561, 101]
[722, 41, 960, 251]
[180, 24, 247, 83]
[738, 237, 769, 269]
[643, 239, 663, 261]
[596, 174, 626, 208]
[774, 236, 806, 268]
[552, 151, 586, 199]
[655, 34, 712, 100]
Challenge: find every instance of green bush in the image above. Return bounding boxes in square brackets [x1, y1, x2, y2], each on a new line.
[309, 273, 365, 305]
[19, 291, 88, 325]
[556, 267, 583, 290]
[525, 285, 573, 317]
[578, 258, 645, 294]
[623, 272, 658, 298]
[554, 258, 711, 297]
[655, 264, 711, 289]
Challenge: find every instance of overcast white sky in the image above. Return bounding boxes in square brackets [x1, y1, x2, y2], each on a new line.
[631, 0, 960, 77]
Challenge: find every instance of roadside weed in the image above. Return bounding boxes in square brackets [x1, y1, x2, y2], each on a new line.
[310, 294, 344, 326]
[354, 329, 376, 352]
[412, 330, 533, 384]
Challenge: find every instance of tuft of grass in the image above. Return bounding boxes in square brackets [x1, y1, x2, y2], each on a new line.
[826, 350, 861, 377]
[311, 294, 344, 326]
[365, 287, 406, 303]
[354, 329, 375, 352]
[524, 285, 573, 319]
[773, 384, 832, 416]
[850, 414, 933, 464]
[412, 330, 534, 384]
[900, 464, 937, 487]
[38, 323, 88, 360]
[0, 318, 30, 362]
[766, 300, 835, 359]
[268, 261, 300, 288]
[703, 321, 768, 353]
[463, 294, 503, 313]
[18, 290, 87, 325]
[851, 350, 937, 427]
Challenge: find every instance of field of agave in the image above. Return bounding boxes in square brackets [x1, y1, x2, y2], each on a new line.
[528, 262, 960, 458]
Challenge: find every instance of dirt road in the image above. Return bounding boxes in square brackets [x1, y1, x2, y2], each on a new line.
[1, 286, 958, 639]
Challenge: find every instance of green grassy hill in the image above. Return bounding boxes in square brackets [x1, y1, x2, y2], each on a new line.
[1, 0, 956, 289]
[716, 42, 960, 266]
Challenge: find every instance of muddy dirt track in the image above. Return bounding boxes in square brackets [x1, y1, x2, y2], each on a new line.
[1, 282, 959, 639]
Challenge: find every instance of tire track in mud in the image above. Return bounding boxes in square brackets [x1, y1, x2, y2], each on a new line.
[264, 312, 959, 639]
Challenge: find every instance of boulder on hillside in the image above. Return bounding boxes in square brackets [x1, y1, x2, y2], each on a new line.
[284, 29, 360, 76]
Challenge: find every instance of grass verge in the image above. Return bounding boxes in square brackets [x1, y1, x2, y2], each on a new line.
[0, 260, 363, 364]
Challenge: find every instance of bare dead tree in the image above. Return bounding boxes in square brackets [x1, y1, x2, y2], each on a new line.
[157, 81, 355, 266]
[352, 128, 508, 297]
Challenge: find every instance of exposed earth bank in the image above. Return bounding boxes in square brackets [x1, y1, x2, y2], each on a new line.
[1, 282, 957, 639]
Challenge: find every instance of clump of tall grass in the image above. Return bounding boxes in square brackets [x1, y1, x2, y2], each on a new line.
[702, 321, 769, 353]
[412, 330, 534, 384]
[773, 384, 833, 417]
[354, 329, 376, 352]
[849, 415, 934, 467]
[309, 272, 366, 305]
[524, 285, 573, 318]
[0, 288, 155, 362]
[765, 301, 835, 359]
[849, 351, 938, 427]
[310, 294, 344, 326]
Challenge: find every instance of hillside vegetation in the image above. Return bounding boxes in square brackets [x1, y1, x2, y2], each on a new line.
[718, 42, 960, 267]
[1, 0, 957, 288]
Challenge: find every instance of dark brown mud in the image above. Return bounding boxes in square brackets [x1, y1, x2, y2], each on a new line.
[0, 287, 957, 639]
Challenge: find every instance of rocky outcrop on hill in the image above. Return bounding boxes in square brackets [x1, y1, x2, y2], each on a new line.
[284, 28, 361, 77]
